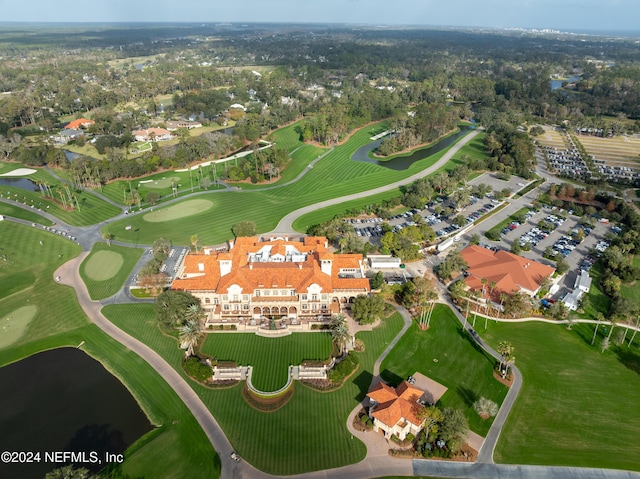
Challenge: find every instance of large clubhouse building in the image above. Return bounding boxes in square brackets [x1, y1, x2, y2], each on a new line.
[171, 236, 370, 325]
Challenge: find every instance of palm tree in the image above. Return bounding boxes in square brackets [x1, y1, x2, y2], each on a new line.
[497, 341, 515, 378]
[179, 305, 205, 357]
[102, 232, 114, 246]
[190, 234, 202, 254]
[591, 312, 604, 345]
[331, 323, 350, 356]
[330, 313, 347, 329]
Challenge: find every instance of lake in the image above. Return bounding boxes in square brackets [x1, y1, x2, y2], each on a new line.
[550, 75, 581, 91]
[0, 177, 40, 192]
[0, 348, 153, 478]
[351, 125, 473, 170]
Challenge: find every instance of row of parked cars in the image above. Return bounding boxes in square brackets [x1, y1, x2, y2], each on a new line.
[519, 227, 549, 247]
[465, 203, 496, 224]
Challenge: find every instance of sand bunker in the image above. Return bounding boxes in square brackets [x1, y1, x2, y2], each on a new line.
[0, 168, 37, 177]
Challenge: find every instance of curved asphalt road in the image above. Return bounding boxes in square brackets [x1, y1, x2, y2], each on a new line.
[269, 128, 481, 234]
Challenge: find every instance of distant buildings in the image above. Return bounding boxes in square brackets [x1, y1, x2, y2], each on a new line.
[563, 270, 592, 311]
[165, 120, 203, 131]
[65, 118, 94, 129]
[132, 127, 174, 142]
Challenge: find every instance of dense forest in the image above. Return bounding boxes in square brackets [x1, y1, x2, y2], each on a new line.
[0, 23, 639, 185]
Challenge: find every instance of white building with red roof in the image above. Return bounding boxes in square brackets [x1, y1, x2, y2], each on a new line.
[171, 236, 370, 325]
[367, 381, 426, 440]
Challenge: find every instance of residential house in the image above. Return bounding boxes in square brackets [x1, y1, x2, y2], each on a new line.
[65, 118, 94, 130]
[367, 381, 426, 440]
[132, 128, 174, 142]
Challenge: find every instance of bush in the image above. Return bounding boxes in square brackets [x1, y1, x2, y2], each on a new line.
[183, 356, 212, 382]
[327, 353, 359, 383]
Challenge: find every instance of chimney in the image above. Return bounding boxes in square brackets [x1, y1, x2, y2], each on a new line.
[249, 263, 253, 270]
[321, 259, 332, 276]
[298, 264, 302, 270]
[198, 263, 204, 272]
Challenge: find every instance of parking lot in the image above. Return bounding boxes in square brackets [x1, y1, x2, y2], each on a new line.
[477, 205, 611, 293]
[349, 172, 530, 243]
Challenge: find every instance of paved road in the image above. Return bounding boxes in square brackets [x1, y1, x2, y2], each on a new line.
[53, 254, 239, 479]
[269, 129, 482, 234]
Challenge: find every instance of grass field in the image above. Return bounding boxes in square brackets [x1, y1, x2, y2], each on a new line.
[535, 127, 570, 150]
[578, 134, 640, 168]
[618, 255, 640, 310]
[292, 133, 489, 230]
[143, 199, 213, 222]
[101, 167, 226, 206]
[0, 202, 54, 225]
[380, 305, 508, 437]
[104, 303, 406, 475]
[80, 242, 143, 300]
[576, 262, 612, 319]
[0, 222, 219, 478]
[102, 123, 475, 246]
[0, 162, 121, 226]
[0, 305, 38, 349]
[482, 320, 640, 471]
[201, 332, 332, 391]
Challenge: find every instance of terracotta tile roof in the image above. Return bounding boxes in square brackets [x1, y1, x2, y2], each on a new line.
[367, 381, 425, 429]
[172, 237, 369, 295]
[461, 245, 555, 300]
[66, 118, 94, 129]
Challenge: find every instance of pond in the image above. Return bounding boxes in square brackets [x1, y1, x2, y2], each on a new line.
[351, 125, 473, 171]
[63, 149, 79, 162]
[549, 75, 581, 91]
[0, 348, 153, 479]
[0, 177, 40, 192]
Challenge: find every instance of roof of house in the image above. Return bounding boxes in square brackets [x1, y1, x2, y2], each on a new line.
[367, 381, 424, 429]
[132, 127, 172, 138]
[461, 245, 555, 300]
[65, 118, 94, 129]
[575, 270, 592, 291]
[58, 128, 83, 137]
[172, 236, 370, 294]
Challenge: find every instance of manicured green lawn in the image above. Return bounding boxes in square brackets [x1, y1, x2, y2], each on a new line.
[201, 332, 332, 391]
[577, 261, 612, 319]
[79, 242, 144, 300]
[0, 202, 54, 225]
[619, 255, 640, 310]
[0, 222, 219, 479]
[380, 304, 508, 437]
[0, 162, 121, 226]
[482, 320, 640, 471]
[103, 123, 474, 246]
[104, 302, 406, 475]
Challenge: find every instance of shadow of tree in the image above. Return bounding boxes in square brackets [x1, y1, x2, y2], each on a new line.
[615, 347, 640, 376]
[457, 385, 478, 407]
[353, 370, 373, 402]
[379, 368, 403, 389]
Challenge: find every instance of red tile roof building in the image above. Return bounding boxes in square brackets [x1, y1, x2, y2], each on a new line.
[367, 381, 426, 440]
[65, 118, 94, 129]
[460, 245, 555, 302]
[171, 236, 370, 324]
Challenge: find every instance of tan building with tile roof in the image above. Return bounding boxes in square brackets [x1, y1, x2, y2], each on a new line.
[367, 381, 426, 440]
[460, 245, 555, 302]
[171, 236, 370, 325]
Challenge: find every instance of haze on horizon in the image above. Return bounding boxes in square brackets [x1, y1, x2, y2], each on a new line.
[1, 0, 638, 33]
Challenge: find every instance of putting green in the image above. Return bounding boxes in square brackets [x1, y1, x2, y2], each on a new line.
[84, 250, 124, 281]
[144, 199, 213, 223]
[0, 305, 38, 349]
[141, 176, 181, 189]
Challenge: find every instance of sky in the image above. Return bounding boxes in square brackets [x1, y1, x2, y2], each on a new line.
[0, 0, 638, 32]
